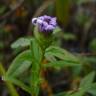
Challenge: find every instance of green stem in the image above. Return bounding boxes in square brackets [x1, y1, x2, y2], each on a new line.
[0, 63, 19, 96]
[30, 39, 45, 96]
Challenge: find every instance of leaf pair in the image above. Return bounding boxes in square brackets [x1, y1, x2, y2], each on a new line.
[44, 46, 81, 69]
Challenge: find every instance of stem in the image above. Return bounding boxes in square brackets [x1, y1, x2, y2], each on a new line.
[30, 40, 40, 96]
[41, 45, 53, 95]
[0, 63, 19, 96]
[32, 26, 53, 96]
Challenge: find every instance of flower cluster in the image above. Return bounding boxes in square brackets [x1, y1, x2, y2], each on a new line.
[32, 15, 57, 33]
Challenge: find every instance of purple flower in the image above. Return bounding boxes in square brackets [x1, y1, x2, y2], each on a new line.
[32, 15, 57, 33]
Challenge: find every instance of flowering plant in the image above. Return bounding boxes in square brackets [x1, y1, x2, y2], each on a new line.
[2, 15, 95, 96]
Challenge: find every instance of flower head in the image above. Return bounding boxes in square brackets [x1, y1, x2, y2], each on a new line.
[32, 15, 57, 33]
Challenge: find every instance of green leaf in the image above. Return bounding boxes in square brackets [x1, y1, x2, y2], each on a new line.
[80, 71, 95, 90]
[5, 50, 32, 93]
[4, 77, 31, 94]
[6, 50, 32, 77]
[44, 60, 80, 69]
[89, 38, 96, 52]
[54, 92, 67, 96]
[66, 72, 95, 96]
[67, 90, 85, 96]
[53, 27, 62, 34]
[45, 53, 56, 62]
[45, 46, 80, 63]
[88, 83, 96, 95]
[63, 33, 76, 41]
[83, 56, 96, 64]
[10, 61, 31, 77]
[11, 37, 32, 49]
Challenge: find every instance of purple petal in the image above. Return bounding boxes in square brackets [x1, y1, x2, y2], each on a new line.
[49, 17, 57, 27]
[42, 21, 48, 27]
[37, 19, 43, 25]
[43, 15, 51, 20]
[32, 18, 37, 25]
[45, 25, 55, 31]
[38, 16, 45, 20]
[38, 22, 47, 32]
[39, 25, 45, 32]
[52, 17, 57, 21]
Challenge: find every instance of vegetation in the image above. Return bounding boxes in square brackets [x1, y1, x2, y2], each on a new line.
[0, 0, 96, 96]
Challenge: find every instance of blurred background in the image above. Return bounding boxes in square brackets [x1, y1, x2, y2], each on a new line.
[0, 0, 96, 96]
